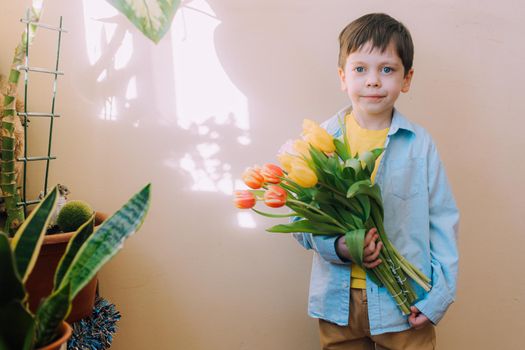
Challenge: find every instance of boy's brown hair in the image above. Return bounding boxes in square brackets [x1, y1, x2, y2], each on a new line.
[338, 13, 414, 76]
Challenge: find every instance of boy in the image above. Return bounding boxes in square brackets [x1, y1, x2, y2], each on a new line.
[293, 13, 459, 350]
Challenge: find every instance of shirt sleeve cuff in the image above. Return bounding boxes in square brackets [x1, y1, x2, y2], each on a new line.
[414, 288, 454, 324]
[312, 235, 347, 264]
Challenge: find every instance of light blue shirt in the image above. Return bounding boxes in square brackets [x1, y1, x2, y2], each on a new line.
[293, 105, 459, 335]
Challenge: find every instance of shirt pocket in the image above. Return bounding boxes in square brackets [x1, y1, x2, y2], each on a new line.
[387, 158, 424, 200]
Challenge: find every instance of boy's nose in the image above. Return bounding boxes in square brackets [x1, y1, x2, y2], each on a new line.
[366, 74, 381, 87]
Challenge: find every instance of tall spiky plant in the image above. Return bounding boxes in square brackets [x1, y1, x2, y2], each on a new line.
[1, 1, 44, 234]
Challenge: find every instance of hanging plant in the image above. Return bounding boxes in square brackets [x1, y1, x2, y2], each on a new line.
[106, 0, 181, 43]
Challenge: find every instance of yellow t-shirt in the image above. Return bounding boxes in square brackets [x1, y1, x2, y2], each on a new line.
[346, 113, 389, 289]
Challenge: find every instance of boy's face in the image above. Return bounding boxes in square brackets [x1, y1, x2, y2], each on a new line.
[338, 41, 413, 125]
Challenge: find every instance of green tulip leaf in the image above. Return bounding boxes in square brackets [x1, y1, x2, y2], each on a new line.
[356, 194, 371, 221]
[251, 208, 297, 218]
[286, 203, 337, 224]
[266, 220, 344, 235]
[344, 229, 366, 266]
[106, 0, 181, 43]
[334, 139, 350, 161]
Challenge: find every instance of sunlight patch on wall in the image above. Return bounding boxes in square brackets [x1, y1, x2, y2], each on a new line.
[82, 0, 136, 121]
[237, 212, 256, 229]
[170, 0, 251, 197]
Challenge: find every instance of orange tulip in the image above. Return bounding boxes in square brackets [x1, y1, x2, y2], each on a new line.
[242, 166, 264, 189]
[234, 190, 256, 209]
[264, 185, 287, 208]
[261, 163, 284, 184]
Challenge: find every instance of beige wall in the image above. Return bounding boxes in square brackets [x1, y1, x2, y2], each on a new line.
[1, 0, 524, 349]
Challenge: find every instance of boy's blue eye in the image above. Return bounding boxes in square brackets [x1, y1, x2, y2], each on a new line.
[382, 67, 392, 73]
[355, 67, 364, 73]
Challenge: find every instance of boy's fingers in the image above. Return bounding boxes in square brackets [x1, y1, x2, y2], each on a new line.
[363, 259, 382, 269]
[364, 243, 381, 262]
[364, 240, 376, 256]
[364, 228, 378, 245]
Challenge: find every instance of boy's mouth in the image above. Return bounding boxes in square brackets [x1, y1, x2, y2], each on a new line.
[361, 95, 385, 100]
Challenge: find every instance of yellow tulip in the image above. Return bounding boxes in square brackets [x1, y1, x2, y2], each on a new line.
[302, 119, 335, 153]
[288, 158, 318, 188]
[277, 153, 295, 172]
[293, 139, 311, 158]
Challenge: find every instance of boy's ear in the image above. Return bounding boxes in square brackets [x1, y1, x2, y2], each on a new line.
[401, 68, 414, 93]
[338, 67, 347, 91]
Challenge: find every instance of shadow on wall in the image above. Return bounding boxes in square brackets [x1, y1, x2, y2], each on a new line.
[75, 0, 250, 199]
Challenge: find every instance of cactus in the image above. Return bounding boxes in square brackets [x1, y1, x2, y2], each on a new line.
[56, 200, 94, 233]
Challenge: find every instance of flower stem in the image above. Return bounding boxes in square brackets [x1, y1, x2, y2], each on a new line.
[287, 199, 347, 231]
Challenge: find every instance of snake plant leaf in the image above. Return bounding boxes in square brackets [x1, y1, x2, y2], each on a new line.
[266, 220, 344, 235]
[10, 187, 58, 283]
[58, 184, 151, 298]
[0, 235, 34, 349]
[34, 283, 71, 348]
[0, 233, 25, 306]
[344, 229, 366, 267]
[0, 301, 35, 350]
[106, 0, 181, 43]
[53, 216, 95, 290]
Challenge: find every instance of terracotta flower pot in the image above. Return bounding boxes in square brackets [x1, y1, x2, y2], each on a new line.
[25, 212, 108, 322]
[36, 321, 72, 350]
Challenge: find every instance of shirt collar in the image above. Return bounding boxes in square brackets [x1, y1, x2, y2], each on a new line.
[335, 104, 415, 136]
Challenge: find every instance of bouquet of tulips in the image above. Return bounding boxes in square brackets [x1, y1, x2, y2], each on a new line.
[234, 119, 432, 314]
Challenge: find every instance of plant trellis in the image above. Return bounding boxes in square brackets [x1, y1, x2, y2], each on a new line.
[2, 10, 66, 235]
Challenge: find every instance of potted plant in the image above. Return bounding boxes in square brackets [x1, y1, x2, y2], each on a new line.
[0, 183, 150, 350]
[24, 200, 108, 323]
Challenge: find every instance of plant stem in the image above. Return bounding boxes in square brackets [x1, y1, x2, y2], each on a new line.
[287, 198, 347, 231]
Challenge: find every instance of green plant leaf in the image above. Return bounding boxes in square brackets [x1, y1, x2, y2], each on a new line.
[106, 0, 181, 43]
[286, 203, 337, 225]
[356, 194, 371, 221]
[344, 229, 366, 266]
[34, 283, 71, 347]
[359, 148, 384, 173]
[334, 139, 349, 161]
[251, 208, 297, 218]
[346, 180, 383, 209]
[266, 220, 344, 235]
[0, 233, 25, 306]
[344, 158, 362, 177]
[0, 301, 35, 350]
[53, 216, 95, 290]
[58, 184, 151, 298]
[10, 187, 58, 283]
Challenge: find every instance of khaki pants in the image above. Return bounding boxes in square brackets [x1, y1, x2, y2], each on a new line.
[319, 289, 436, 350]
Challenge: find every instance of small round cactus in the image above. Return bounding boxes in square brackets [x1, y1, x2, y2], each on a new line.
[57, 200, 94, 233]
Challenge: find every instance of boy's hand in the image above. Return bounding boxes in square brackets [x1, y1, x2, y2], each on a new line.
[408, 306, 431, 329]
[335, 228, 382, 268]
